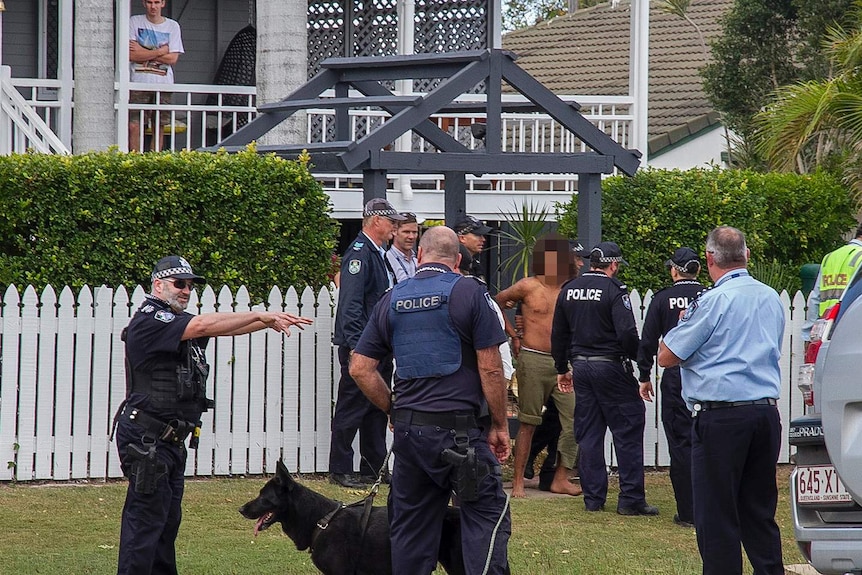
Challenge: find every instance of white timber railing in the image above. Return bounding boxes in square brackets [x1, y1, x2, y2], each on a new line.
[0, 283, 807, 482]
[0, 66, 70, 155]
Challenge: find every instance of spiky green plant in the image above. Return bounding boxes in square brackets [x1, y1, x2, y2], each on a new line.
[497, 200, 553, 284]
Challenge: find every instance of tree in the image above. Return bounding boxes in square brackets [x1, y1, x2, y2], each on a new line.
[701, 0, 853, 144]
[503, 0, 604, 32]
[754, 0, 862, 201]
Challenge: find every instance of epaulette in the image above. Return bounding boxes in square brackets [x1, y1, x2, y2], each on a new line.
[463, 274, 487, 286]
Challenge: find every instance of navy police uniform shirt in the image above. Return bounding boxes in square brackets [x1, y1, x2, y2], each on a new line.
[124, 294, 209, 418]
[355, 265, 506, 413]
[636, 280, 704, 381]
[333, 232, 393, 350]
[551, 270, 639, 374]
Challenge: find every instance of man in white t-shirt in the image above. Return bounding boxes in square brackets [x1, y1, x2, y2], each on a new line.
[128, 0, 184, 151]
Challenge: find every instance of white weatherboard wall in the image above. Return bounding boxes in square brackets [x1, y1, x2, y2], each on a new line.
[0, 284, 808, 482]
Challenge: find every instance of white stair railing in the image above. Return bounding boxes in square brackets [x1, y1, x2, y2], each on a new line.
[0, 66, 70, 155]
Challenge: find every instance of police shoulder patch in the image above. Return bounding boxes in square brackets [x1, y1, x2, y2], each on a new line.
[680, 300, 698, 322]
[622, 294, 632, 310]
[348, 259, 362, 275]
[484, 292, 496, 310]
[154, 310, 175, 323]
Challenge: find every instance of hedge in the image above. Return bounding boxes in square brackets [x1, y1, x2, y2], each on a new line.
[555, 168, 857, 293]
[0, 148, 339, 300]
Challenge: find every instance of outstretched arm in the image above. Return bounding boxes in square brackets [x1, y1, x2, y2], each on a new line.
[183, 311, 312, 340]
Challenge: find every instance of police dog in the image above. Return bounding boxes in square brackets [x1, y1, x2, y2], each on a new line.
[239, 459, 465, 575]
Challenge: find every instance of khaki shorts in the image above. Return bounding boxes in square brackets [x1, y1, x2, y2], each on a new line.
[129, 90, 173, 126]
[516, 348, 578, 469]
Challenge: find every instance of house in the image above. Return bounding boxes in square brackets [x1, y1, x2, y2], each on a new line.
[0, 0, 730, 226]
[502, 0, 731, 169]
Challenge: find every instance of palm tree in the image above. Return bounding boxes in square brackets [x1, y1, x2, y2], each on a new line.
[754, 0, 862, 199]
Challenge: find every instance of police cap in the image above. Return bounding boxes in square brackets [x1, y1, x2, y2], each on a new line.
[152, 255, 206, 283]
[364, 198, 408, 221]
[453, 215, 493, 236]
[590, 241, 627, 265]
[665, 247, 701, 274]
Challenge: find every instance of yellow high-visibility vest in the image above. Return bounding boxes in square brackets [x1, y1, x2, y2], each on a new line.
[819, 243, 862, 315]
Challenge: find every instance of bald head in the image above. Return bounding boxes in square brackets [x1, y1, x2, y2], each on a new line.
[418, 226, 461, 269]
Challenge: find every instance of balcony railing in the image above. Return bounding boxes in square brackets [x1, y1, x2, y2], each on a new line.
[5, 77, 634, 194]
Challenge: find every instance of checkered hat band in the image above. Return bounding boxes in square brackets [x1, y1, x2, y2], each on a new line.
[153, 267, 194, 280]
[671, 260, 698, 273]
[366, 209, 397, 217]
[598, 256, 624, 263]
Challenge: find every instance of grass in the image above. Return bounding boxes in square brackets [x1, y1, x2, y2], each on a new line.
[0, 466, 805, 574]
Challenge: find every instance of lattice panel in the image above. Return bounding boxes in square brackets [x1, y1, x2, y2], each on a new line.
[352, 0, 400, 58]
[308, 0, 488, 79]
[308, 0, 347, 77]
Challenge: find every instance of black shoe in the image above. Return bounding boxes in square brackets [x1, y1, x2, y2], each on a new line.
[359, 473, 391, 486]
[673, 514, 694, 528]
[329, 473, 363, 488]
[585, 504, 605, 512]
[617, 502, 659, 516]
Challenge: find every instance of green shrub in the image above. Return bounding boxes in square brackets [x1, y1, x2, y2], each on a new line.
[0, 148, 339, 300]
[556, 167, 856, 292]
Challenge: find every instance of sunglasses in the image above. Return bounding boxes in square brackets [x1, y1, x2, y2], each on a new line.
[160, 278, 196, 290]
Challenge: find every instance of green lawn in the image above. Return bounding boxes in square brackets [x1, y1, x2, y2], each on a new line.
[0, 466, 804, 574]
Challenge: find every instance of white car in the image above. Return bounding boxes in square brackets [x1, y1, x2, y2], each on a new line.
[791, 265, 862, 574]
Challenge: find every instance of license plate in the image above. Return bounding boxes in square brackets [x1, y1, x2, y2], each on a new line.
[797, 465, 854, 504]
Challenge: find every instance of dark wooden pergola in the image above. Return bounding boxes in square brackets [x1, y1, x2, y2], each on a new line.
[210, 49, 641, 248]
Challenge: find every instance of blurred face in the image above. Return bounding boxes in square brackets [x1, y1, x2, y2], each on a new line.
[393, 222, 419, 252]
[155, 276, 193, 312]
[458, 232, 485, 255]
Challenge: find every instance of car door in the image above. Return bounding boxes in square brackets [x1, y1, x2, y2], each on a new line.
[820, 270, 862, 502]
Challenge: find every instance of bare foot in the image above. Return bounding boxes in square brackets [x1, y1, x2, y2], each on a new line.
[550, 479, 583, 496]
[549, 466, 583, 496]
[522, 477, 540, 489]
[512, 484, 528, 498]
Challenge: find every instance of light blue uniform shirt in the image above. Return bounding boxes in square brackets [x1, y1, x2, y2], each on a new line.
[662, 269, 785, 410]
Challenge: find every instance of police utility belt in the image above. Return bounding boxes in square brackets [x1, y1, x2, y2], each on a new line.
[391, 408, 494, 503]
[118, 405, 197, 445]
[390, 408, 478, 430]
[571, 355, 626, 363]
[692, 397, 777, 415]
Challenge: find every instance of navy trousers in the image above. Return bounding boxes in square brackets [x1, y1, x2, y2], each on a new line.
[660, 368, 693, 522]
[692, 404, 784, 575]
[329, 345, 391, 476]
[388, 421, 510, 575]
[571, 360, 646, 510]
[116, 421, 186, 575]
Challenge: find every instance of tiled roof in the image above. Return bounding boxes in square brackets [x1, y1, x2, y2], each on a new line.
[502, 0, 731, 156]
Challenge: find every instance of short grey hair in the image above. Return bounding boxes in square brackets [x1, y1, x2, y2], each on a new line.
[706, 226, 748, 268]
[419, 226, 459, 264]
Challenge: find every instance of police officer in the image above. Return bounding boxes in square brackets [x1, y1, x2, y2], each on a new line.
[659, 227, 785, 575]
[452, 214, 493, 279]
[637, 247, 704, 528]
[350, 226, 511, 575]
[551, 241, 658, 515]
[114, 255, 310, 575]
[803, 222, 862, 345]
[329, 198, 407, 488]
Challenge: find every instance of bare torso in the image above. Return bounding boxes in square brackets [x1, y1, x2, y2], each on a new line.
[496, 276, 560, 353]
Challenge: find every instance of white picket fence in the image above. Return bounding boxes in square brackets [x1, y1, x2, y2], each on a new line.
[0, 283, 808, 483]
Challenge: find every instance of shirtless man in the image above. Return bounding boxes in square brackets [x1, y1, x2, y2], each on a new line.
[496, 232, 586, 498]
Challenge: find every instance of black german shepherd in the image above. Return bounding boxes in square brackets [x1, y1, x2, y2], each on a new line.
[239, 459, 465, 575]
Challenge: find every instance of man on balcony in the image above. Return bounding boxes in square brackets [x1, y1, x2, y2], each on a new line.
[128, 0, 184, 152]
